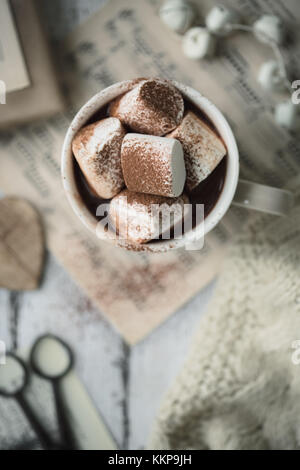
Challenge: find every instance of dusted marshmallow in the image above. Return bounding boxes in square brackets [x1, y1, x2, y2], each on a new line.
[121, 134, 186, 198]
[109, 78, 184, 136]
[109, 189, 189, 244]
[72, 117, 125, 199]
[167, 111, 226, 191]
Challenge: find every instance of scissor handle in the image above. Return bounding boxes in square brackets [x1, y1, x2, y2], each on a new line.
[16, 393, 61, 450]
[52, 381, 78, 450]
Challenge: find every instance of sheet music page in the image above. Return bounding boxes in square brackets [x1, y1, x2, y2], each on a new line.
[0, 0, 299, 343]
[0, 0, 30, 93]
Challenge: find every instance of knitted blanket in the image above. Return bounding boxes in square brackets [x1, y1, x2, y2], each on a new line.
[150, 184, 300, 450]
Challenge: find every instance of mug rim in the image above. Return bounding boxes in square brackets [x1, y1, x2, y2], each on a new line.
[61, 79, 239, 252]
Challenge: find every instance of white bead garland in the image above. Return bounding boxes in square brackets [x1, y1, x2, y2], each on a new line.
[258, 60, 286, 91]
[205, 4, 239, 36]
[159, 2, 296, 130]
[253, 15, 284, 45]
[159, 0, 195, 34]
[274, 101, 300, 131]
[182, 27, 216, 59]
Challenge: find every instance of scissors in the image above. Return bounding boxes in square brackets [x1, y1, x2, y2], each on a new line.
[0, 334, 77, 450]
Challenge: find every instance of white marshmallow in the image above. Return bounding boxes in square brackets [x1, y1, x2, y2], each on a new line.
[109, 190, 189, 244]
[109, 78, 184, 136]
[258, 60, 286, 91]
[274, 101, 300, 131]
[72, 118, 125, 199]
[182, 27, 216, 60]
[121, 134, 186, 198]
[159, 0, 195, 34]
[253, 15, 285, 45]
[167, 111, 226, 191]
[205, 4, 239, 36]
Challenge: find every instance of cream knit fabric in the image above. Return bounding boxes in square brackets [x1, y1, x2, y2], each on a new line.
[150, 185, 300, 450]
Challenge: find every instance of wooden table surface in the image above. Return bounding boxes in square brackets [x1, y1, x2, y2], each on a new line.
[0, 0, 215, 449]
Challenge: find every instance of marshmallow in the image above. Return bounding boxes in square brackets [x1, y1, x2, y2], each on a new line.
[167, 111, 226, 191]
[253, 15, 285, 45]
[159, 0, 195, 34]
[257, 60, 286, 91]
[121, 134, 186, 198]
[109, 189, 189, 244]
[72, 117, 125, 199]
[182, 27, 216, 60]
[109, 78, 184, 136]
[274, 101, 300, 131]
[205, 4, 239, 36]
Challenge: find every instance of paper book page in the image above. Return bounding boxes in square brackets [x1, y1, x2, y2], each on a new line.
[0, 0, 299, 343]
[0, 0, 30, 93]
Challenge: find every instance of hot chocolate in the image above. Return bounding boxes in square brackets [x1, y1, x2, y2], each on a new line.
[72, 78, 227, 245]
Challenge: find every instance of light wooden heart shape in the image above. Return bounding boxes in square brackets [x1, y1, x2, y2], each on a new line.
[0, 197, 45, 290]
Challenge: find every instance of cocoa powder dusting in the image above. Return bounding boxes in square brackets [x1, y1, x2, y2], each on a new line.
[109, 189, 188, 245]
[167, 111, 226, 192]
[109, 78, 184, 136]
[72, 117, 126, 198]
[121, 134, 177, 197]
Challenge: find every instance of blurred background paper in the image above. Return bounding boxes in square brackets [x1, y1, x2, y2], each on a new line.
[0, 0, 30, 93]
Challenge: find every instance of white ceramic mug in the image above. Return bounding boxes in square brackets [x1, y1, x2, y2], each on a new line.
[61, 79, 294, 252]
